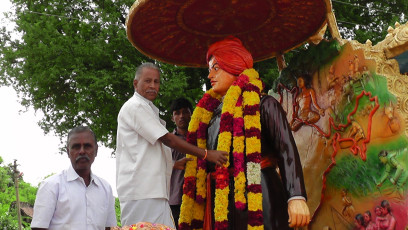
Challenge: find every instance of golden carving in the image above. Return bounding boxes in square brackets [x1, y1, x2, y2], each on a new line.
[378, 60, 401, 76]
[391, 78, 408, 94]
[308, 23, 328, 45]
[374, 22, 408, 59]
[349, 21, 408, 136]
[326, 10, 342, 42]
[307, 0, 342, 45]
[398, 97, 408, 114]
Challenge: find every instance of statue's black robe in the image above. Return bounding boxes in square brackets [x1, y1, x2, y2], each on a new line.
[206, 95, 307, 230]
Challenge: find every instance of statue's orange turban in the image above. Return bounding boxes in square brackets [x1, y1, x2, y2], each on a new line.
[206, 36, 253, 76]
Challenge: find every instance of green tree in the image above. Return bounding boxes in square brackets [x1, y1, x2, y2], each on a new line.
[0, 0, 206, 149]
[0, 157, 37, 229]
[115, 197, 121, 226]
[0, 0, 407, 150]
[332, 0, 407, 44]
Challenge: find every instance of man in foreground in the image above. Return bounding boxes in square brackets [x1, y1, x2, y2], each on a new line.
[31, 126, 117, 230]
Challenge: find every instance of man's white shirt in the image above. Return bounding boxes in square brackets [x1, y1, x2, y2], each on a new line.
[116, 92, 173, 201]
[31, 165, 117, 229]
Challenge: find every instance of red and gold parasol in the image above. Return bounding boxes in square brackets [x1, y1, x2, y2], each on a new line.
[126, 0, 329, 67]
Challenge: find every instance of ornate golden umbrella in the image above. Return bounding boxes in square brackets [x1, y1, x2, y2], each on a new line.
[126, 0, 330, 67]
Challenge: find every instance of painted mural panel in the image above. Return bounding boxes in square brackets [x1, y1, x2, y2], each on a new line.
[274, 35, 408, 229]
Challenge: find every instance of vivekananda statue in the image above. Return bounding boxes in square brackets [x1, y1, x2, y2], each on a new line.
[179, 36, 310, 230]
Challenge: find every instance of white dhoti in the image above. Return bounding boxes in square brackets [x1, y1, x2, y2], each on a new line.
[120, 198, 175, 228]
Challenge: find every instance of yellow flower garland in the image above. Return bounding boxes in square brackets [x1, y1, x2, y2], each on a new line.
[179, 69, 264, 230]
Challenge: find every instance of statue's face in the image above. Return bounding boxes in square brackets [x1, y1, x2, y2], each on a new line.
[208, 57, 236, 96]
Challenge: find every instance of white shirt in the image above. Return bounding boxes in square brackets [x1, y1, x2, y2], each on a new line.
[116, 92, 173, 201]
[31, 165, 117, 230]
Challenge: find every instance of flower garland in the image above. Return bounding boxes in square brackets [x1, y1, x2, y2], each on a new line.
[121, 222, 175, 230]
[242, 71, 264, 229]
[179, 69, 264, 230]
[180, 90, 222, 230]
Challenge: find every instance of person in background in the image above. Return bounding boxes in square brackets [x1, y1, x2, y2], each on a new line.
[116, 62, 228, 228]
[168, 98, 194, 229]
[31, 126, 117, 230]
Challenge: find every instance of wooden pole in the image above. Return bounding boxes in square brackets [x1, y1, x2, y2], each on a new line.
[13, 160, 22, 230]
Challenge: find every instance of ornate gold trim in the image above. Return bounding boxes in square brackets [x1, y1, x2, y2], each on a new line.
[345, 22, 408, 136]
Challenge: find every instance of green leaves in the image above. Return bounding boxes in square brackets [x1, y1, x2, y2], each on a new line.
[0, 158, 37, 229]
[0, 0, 208, 150]
[333, 0, 407, 44]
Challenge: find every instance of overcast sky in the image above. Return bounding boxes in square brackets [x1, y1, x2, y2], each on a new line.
[0, 1, 117, 196]
[0, 87, 118, 195]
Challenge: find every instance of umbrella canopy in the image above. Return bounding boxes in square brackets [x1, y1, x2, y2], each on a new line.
[126, 0, 329, 67]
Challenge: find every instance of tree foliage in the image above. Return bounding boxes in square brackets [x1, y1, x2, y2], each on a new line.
[0, 0, 207, 149]
[332, 0, 407, 44]
[0, 0, 407, 150]
[0, 157, 37, 229]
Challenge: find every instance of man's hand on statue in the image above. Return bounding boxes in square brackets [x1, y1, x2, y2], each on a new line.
[173, 158, 193, 170]
[287, 199, 310, 228]
[206, 150, 228, 166]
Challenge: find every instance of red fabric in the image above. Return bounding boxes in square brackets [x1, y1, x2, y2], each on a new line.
[203, 173, 213, 230]
[206, 36, 253, 76]
[261, 156, 277, 169]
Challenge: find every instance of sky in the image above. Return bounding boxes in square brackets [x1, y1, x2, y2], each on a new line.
[0, 1, 118, 196]
[0, 88, 118, 195]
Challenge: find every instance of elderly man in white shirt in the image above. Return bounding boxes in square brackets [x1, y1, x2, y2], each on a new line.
[116, 63, 228, 228]
[31, 126, 117, 230]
